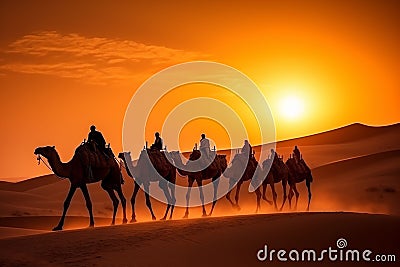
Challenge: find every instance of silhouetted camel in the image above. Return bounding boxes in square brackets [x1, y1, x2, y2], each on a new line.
[223, 153, 263, 213]
[285, 155, 313, 211]
[260, 156, 289, 211]
[118, 150, 176, 222]
[34, 144, 127, 231]
[170, 150, 227, 218]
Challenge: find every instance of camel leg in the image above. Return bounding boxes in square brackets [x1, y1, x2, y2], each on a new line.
[143, 183, 156, 220]
[130, 182, 140, 222]
[168, 181, 176, 220]
[288, 185, 294, 209]
[115, 186, 128, 224]
[226, 179, 237, 208]
[159, 180, 172, 220]
[292, 183, 300, 210]
[234, 180, 243, 211]
[279, 179, 288, 211]
[208, 177, 220, 216]
[105, 188, 119, 225]
[306, 180, 312, 211]
[53, 184, 77, 231]
[262, 183, 273, 205]
[255, 187, 261, 213]
[197, 179, 207, 217]
[270, 183, 278, 211]
[183, 178, 195, 219]
[80, 184, 94, 227]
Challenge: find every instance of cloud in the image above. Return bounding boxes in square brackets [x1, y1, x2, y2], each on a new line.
[0, 31, 207, 84]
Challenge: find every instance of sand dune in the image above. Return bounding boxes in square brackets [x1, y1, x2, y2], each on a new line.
[0, 122, 398, 245]
[0, 227, 46, 239]
[0, 212, 398, 267]
[0, 174, 59, 192]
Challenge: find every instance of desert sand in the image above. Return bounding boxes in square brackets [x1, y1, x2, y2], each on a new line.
[0, 213, 398, 267]
[0, 123, 399, 266]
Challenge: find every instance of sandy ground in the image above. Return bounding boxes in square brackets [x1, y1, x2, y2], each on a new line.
[0, 212, 398, 267]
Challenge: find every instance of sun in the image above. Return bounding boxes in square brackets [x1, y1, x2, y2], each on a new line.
[279, 95, 304, 119]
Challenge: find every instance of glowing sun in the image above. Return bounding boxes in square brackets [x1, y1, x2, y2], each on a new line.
[279, 96, 304, 119]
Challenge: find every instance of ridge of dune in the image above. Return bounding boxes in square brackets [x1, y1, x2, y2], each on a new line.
[313, 149, 400, 172]
[274, 122, 400, 147]
[0, 174, 60, 192]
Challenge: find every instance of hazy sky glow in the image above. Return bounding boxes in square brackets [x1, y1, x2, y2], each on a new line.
[0, 0, 399, 180]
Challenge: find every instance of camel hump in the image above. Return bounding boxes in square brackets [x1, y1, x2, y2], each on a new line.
[146, 149, 170, 169]
[75, 143, 114, 168]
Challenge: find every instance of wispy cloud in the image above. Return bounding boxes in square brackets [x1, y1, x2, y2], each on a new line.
[0, 31, 206, 84]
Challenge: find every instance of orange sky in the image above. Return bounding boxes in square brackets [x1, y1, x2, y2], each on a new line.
[0, 0, 399, 181]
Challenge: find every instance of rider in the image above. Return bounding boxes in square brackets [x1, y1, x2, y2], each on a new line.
[150, 132, 163, 151]
[293, 145, 301, 162]
[241, 140, 253, 158]
[270, 148, 279, 160]
[199, 133, 211, 160]
[88, 125, 106, 152]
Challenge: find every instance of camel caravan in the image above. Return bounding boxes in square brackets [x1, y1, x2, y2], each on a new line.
[34, 126, 312, 231]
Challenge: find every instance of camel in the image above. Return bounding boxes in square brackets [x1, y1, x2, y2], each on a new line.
[170, 150, 227, 218]
[285, 154, 313, 211]
[260, 156, 289, 211]
[118, 149, 176, 222]
[34, 144, 127, 231]
[223, 153, 263, 213]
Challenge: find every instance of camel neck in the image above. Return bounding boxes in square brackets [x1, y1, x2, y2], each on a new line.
[46, 152, 72, 178]
[122, 156, 135, 177]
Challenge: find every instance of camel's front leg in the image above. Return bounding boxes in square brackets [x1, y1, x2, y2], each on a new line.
[279, 180, 288, 211]
[208, 176, 220, 216]
[105, 189, 119, 225]
[306, 180, 312, 211]
[226, 179, 237, 208]
[53, 184, 77, 231]
[159, 180, 172, 220]
[183, 178, 195, 218]
[292, 183, 300, 210]
[234, 180, 243, 210]
[115, 186, 128, 224]
[270, 183, 278, 211]
[80, 184, 94, 227]
[168, 181, 176, 219]
[130, 182, 140, 222]
[143, 183, 156, 220]
[197, 179, 207, 217]
[255, 187, 261, 213]
[262, 183, 273, 205]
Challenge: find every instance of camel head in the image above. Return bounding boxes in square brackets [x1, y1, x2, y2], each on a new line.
[34, 146, 57, 159]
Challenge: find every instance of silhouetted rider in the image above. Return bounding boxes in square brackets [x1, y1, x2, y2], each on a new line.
[88, 125, 106, 152]
[270, 148, 279, 160]
[199, 133, 211, 160]
[293, 145, 301, 162]
[241, 140, 252, 158]
[150, 132, 163, 151]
